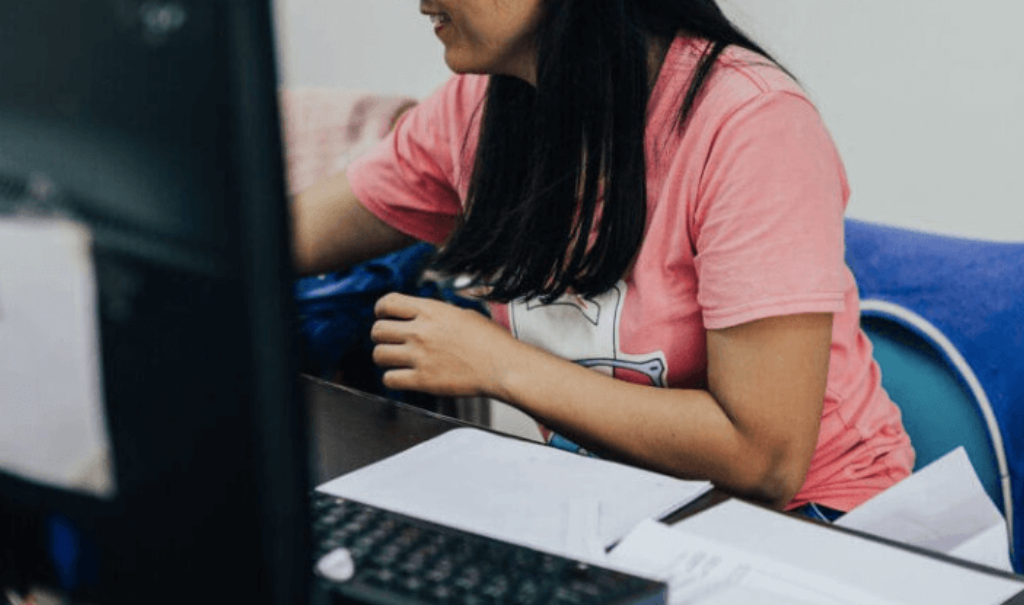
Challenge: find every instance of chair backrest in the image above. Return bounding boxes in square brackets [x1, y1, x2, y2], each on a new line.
[860, 313, 1004, 506]
[845, 218, 1024, 573]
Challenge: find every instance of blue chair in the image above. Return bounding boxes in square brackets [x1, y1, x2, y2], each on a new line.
[845, 218, 1024, 573]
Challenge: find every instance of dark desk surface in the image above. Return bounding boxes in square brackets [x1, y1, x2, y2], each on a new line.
[303, 375, 1024, 603]
[307, 376, 478, 484]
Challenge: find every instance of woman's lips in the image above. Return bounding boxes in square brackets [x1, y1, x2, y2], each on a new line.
[429, 13, 451, 33]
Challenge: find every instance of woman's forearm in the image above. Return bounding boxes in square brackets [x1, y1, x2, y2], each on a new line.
[490, 337, 809, 509]
[291, 171, 415, 275]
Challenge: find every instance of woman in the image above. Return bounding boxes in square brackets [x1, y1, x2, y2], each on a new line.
[292, 0, 914, 513]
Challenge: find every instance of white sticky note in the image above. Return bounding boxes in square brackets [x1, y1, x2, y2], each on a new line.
[0, 217, 115, 498]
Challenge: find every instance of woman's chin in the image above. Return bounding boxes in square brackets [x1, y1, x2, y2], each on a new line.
[442, 50, 493, 75]
[443, 54, 475, 75]
[443, 52, 527, 82]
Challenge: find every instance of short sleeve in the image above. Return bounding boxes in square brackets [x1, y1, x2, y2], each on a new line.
[692, 90, 851, 330]
[346, 75, 487, 245]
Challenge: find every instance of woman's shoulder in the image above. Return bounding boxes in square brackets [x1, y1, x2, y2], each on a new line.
[714, 42, 805, 98]
[656, 37, 814, 121]
[393, 73, 488, 157]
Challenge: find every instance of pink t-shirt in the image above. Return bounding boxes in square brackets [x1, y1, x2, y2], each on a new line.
[348, 37, 915, 511]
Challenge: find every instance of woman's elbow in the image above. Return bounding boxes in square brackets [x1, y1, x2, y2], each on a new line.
[731, 443, 814, 510]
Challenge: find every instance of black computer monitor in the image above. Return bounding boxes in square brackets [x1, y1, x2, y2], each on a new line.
[0, 1, 310, 603]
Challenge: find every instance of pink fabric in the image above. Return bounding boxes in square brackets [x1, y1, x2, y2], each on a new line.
[347, 38, 914, 511]
[279, 88, 416, 196]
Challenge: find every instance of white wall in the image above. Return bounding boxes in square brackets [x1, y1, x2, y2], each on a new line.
[274, 0, 450, 98]
[274, 0, 1024, 241]
[721, 0, 1024, 241]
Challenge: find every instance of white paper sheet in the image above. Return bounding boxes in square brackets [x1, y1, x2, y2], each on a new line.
[316, 427, 712, 563]
[672, 500, 1023, 605]
[837, 447, 1012, 572]
[0, 218, 115, 497]
[609, 519, 901, 605]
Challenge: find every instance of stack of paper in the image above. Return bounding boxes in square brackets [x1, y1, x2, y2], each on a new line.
[609, 518, 903, 605]
[608, 499, 1023, 605]
[316, 427, 712, 563]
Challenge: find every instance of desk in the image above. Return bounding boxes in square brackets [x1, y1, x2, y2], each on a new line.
[304, 375, 1024, 604]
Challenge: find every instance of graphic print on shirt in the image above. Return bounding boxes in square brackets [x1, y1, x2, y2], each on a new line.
[509, 281, 668, 387]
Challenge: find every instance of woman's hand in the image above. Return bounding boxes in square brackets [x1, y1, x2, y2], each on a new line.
[370, 293, 516, 398]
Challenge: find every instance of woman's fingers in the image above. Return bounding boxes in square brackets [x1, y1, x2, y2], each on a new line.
[370, 318, 411, 345]
[380, 368, 418, 391]
[368, 292, 510, 398]
[374, 292, 425, 320]
[371, 342, 413, 368]
[370, 295, 431, 370]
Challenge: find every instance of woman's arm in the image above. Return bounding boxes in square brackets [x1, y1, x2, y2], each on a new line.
[291, 171, 416, 276]
[371, 293, 831, 509]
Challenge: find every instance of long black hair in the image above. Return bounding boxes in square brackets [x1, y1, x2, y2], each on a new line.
[432, 0, 780, 303]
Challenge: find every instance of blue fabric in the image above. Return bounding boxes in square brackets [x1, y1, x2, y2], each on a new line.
[47, 514, 99, 591]
[844, 218, 1024, 573]
[792, 502, 846, 524]
[294, 243, 438, 378]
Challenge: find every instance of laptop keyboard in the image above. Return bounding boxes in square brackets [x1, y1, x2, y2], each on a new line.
[311, 492, 667, 604]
